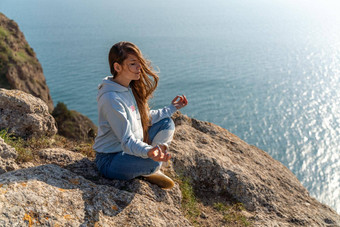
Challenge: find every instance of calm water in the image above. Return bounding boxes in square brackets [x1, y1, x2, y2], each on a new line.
[1, 0, 339, 213]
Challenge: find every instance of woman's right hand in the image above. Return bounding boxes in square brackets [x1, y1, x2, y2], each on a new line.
[147, 145, 171, 162]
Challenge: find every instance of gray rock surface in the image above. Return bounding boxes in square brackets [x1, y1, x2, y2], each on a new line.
[37, 148, 85, 166]
[0, 138, 19, 174]
[36, 147, 101, 182]
[0, 164, 191, 226]
[0, 89, 57, 138]
[170, 112, 340, 226]
[0, 13, 54, 111]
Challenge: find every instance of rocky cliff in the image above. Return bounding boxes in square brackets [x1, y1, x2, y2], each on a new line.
[0, 13, 97, 141]
[170, 113, 340, 226]
[0, 90, 339, 226]
[0, 13, 54, 111]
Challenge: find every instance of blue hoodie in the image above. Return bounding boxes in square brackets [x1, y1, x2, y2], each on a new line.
[93, 76, 177, 158]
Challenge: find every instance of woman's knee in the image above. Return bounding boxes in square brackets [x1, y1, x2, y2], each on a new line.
[149, 118, 175, 144]
[151, 118, 175, 132]
[160, 118, 175, 131]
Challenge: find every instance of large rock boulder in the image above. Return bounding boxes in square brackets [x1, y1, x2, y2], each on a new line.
[0, 138, 19, 174]
[170, 112, 340, 226]
[0, 164, 191, 226]
[0, 89, 57, 138]
[0, 13, 53, 111]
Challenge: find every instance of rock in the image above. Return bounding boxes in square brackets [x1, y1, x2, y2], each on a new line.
[34, 147, 184, 213]
[0, 138, 19, 174]
[0, 164, 191, 226]
[170, 112, 340, 226]
[34, 147, 185, 224]
[52, 102, 97, 142]
[36, 147, 100, 181]
[1, 104, 339, 226]
[0, 89, 57, 138]
[0, 13, 54, 111]
[37, 148, 86, 166]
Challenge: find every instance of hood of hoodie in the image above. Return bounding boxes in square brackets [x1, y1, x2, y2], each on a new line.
[97, 76, 129, 101]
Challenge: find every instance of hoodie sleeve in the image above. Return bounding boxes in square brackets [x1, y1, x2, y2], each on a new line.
[101, 95, 153, 158]
[149, 104, 177, 125]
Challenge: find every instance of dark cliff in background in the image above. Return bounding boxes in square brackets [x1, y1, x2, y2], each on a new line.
[0, 12, 54, 111]
[0, 13, 97, 142]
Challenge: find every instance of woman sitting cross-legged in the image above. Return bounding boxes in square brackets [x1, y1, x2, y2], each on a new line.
[93, 41, 188, 189]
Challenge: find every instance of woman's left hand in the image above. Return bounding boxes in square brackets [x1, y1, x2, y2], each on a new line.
[171, 95, 188, 110]
[147, 145, 171, 162]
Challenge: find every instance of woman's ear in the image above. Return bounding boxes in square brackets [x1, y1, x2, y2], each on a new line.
[113, 62, 122, 73]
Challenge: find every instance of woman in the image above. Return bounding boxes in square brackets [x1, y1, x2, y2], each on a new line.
[93, 41, 188, 189]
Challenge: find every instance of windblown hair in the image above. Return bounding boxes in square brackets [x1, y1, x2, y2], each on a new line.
[108, 41, 159, 143]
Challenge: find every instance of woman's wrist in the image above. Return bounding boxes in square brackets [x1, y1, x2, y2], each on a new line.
[169, 103, 178, 112]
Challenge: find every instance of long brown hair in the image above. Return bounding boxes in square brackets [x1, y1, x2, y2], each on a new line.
[108, 41, 159, 143]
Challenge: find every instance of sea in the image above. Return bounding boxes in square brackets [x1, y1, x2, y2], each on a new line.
[1, 0, 339, 213]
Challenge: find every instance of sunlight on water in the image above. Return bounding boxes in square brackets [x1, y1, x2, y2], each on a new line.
[269, 45, 340, 212]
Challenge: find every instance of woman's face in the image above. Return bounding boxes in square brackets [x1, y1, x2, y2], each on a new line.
[118, 54, 141, 81]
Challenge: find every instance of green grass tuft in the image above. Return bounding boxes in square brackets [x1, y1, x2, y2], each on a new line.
[0, 129, 33, 162]
[213, 202, 251, 226]
[0, 129, 12, 144]
[14, 50, 37, 65]
[180, 176, 200, 217]
[0, 27, 10, 38]
[173, 174, 200, 226]
[0, 129, 96, 163]
[0, 27, 37, 66]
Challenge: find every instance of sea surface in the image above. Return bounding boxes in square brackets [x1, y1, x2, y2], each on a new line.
[1, 0, 339, 213]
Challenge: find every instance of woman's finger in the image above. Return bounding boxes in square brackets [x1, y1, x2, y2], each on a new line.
[148, 147, 157, 158]
[153, 146, 161, 160]
[171, 96, 180, 104]
[181, 95, 186, 104]
[177, 97, 183, 104]
[183, 95, 188, 105]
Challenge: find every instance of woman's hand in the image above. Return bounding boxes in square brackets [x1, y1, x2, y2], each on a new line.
[172, 95, 188, 110]
[147, 145, 171, 162]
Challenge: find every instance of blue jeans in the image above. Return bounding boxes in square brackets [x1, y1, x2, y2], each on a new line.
[95, 118, 175, 180]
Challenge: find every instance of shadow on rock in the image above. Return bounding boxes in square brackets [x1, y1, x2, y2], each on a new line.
[0, 164, 139, 226]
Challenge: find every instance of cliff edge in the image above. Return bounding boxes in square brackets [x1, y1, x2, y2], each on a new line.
[0, 90, 339, 226]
